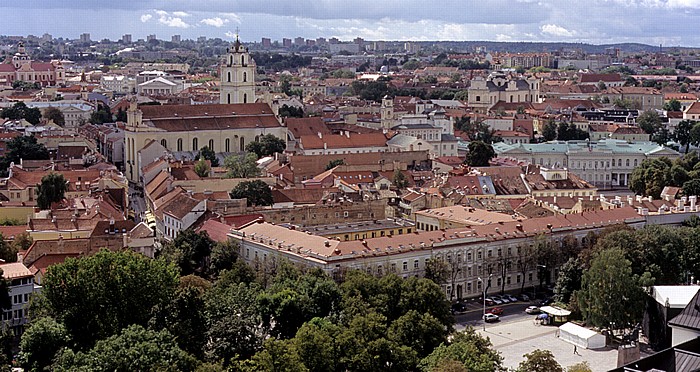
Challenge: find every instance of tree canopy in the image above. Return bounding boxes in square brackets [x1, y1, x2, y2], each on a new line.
[195, 146, 219, 167]
[465, 141, 496, 167]
[230, 180, 273, 207]
[36, 173, 68, 210]
[38, 250, 179, 349]
[0, 102, 41, 124]
[245, 134, 286, 159]
[224, 153, 260, 178]
[43, 107, 65, 127]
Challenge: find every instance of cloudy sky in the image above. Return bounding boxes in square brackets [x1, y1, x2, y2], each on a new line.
[3, 0, 700, 46]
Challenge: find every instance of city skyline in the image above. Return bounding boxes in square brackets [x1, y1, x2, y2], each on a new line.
[3, 0, 700, 46]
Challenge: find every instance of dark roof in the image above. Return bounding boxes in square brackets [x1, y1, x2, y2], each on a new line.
[611, 337, 700, 372]
[669, 289, 700, 331]
[141, 103, 282, 132]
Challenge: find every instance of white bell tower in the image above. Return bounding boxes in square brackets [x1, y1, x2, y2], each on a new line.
[220, 31, 256, 104]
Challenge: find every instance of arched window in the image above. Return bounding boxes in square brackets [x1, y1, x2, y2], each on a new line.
[227, 71, 231, 82]
[243, 93, 247, 104]
[227, 94, 231, 104]
[177, 138, 183, 151]
[240, 137, 245, 151]
[229, 56, 233, 65]
[255, 135, 260, 142]
[192, 138, 198, 151]
[208, 139, 214, 151]
[160, 139, 167, 149]
[243, 71, 247, 82]
[225, 138, 230, 152]
[626, 159, 630, 167]
[634, 159, 638, 167]
[241, 55, 245, 65]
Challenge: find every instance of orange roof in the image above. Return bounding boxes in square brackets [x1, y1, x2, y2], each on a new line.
[299, 133, 387, 150]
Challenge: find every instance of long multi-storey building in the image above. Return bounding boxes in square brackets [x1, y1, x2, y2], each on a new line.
[493, 139, 681, 188]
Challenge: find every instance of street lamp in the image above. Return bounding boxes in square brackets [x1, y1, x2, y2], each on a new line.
[478, 274, 493, 331]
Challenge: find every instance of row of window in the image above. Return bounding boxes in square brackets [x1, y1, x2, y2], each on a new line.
[160, 136, 254, 153]
[1, 309, 23, 321]
[12, 293, 29, 305]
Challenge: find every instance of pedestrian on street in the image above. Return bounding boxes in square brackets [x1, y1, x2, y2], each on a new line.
[574, 345, 580, 355]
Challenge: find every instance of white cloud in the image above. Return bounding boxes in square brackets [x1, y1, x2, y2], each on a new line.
[153, 10, 192, 28]
[225, 31, 237, 39]
[540, 24, 574, 37]
[201, 17, 229, 27]
[140, 14, 152, 23]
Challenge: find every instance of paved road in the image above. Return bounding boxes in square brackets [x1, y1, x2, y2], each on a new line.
[455, 301, 537, 330]
[128, 183, 147, 223]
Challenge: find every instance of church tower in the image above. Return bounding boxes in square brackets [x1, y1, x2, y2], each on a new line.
[220, 33, 256, 104]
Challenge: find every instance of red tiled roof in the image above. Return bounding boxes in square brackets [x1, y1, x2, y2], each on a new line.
[196, 219, 232, 242]
[140, 103, 282, 132]
[299, 133, 387, 150]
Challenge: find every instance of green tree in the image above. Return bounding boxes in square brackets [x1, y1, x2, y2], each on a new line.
[675, 120, 695, 153]
[210, 240, 241, 276]
[597, 81, 607, 90]
[325, 159, 345, 170]
[683, 179, 700, 197]
[278, 104, 304, 118]
[36, 173, 68, 209]
[419, 327, 504, 372]
[258, 266, 341, 339]
[89, 103, 112, 124]
[43, 106, 65, 127]
[245, 134, 286, 158]
[0, 233, 17, 263]
[542, 120, 557, 141]
[204, 281, 265, 365]
[0, 102, 41, 124]
[224, 153, 260, 178]
[517, 349, 562, 372]
[629, 157, 672, 198]
[393, 169, 409, 189]
[149, 277, 209, 359]
[19, 317, 70, 371]
[194, 158, 211, 178]
[388, 310, 447, 358]
[465, 141, 495, 167]
[553, 257, 583, 304]
[424, 257, 450, 286]
[0, 135, 50, 176]
[159, 229, 215, 277]
[230, 180, 273, 207]
[54, 325, 197, 371]
[38, 250, 179, 349]
[10, 231, 32, 253]
[291, 318, 339, 372]
[577, 248, 653, 334]
[115, 107, 127, 122]
[691, 122, 700, 147]
[664, 99, 682, 112]
[195, 146, 219, 167]
[637, 110, 662, 135]
[246, 338, 308, 372]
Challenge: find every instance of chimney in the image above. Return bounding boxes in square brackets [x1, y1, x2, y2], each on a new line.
[345, 131, 350, 138]
[691, 196, 697, 210]
[317, 132, 323, 139]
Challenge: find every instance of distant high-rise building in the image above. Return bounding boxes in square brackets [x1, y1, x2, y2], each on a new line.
[353, 37, 365, 49]
[79, 33, 91, 43]
[122, 34, 132, 44]
[171, 35, 181, 43]
[316, 37, 327, 46]
[282, 38, 292, 48]
[329, 37, 340, 44]
[197, 36, 207, 43]
[306, 39, 316, 47]
[405, 42, 421, 54]
[261, 38, 271, 48]
[147, 34, 157, 42]
[41, 33, 52, 42]
[294, 37, 305, 46]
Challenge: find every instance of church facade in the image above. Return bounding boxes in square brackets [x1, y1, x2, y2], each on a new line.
[0, 42, 65, 87]
[124, 37, 285, 184]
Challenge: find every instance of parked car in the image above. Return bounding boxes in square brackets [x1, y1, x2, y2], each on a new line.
[493, 295, 508, 304]
[483, 313, 500, 323]
[504, 294, 518, 302]
[540, 297, 554, 306]
[451, 302, 467, 314]
[485, 297, 501, 305]
[489, 307, 504, 315]
[525, 306, 540, 314]
[518, 294, 530, 302]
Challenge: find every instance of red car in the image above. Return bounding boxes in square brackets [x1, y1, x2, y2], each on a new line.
[489, 307, 504, 315]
